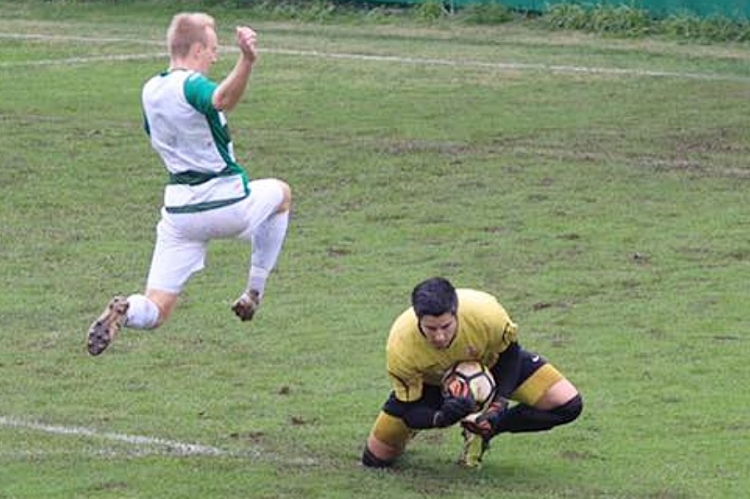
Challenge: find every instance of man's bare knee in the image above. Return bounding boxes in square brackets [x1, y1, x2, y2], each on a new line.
[144, 289, 179, 326]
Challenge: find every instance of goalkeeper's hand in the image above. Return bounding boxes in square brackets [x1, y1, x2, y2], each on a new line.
[433, 395, 476, 428]
[433, 377, 476, 428]
[461, 397, 509, 439]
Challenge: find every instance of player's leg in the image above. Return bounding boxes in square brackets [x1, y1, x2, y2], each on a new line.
[362, 412, 416, 467]
[463, 350, 582, 438]
[87, 292, 177, 357]
[86, 216, 205, 355]
[493, 351, 582, 434]
[495, 354, 582, 433]
[362, 387, 443, 468]
[232, 179, 292, 321]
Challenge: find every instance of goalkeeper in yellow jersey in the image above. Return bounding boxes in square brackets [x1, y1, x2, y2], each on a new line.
[361, 277, 583, 468]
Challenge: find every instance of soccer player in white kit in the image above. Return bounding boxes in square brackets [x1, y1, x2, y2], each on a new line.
[87, 12, 292, 356]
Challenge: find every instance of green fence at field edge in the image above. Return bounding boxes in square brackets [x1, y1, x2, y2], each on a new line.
[376, 0, 750, 21]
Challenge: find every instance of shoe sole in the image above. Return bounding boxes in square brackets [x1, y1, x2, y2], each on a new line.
[87, 321, 111, 356]
[87, 297, 128, 356]
[232, 293, 259, 321]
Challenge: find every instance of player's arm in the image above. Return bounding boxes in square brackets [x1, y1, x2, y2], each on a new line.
[398, 399, 440, 429]
[390, 379, 476, 430]
[212, 27, 257, 112]
[394, 396, 476, 429]
[491, 341, 522, 398]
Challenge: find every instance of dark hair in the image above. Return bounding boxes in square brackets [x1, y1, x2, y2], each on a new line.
[411, 277, 458, 318]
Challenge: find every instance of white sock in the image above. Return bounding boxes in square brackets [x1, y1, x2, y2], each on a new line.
[125, 294, 160, 330]
[249, 210, 289, 296]
[249, 267, 270, 298]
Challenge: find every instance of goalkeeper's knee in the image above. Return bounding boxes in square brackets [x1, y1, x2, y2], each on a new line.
[491, 394, 583, 434]
[552, 394, 583, 426]
[361, 445, 395, 468]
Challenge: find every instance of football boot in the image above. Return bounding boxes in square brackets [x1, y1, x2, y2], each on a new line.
[232, 289, 261, 321]
[457, 427, 489, 468]
[87, 296, 129, 356]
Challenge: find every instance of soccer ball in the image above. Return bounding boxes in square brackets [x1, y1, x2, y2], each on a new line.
[442, 360, 497, 413]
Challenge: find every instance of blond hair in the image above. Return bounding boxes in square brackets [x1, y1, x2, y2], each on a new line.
[166, 12, 215, 59]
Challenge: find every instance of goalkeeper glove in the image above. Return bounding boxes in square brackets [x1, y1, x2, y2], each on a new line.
[433, 369, 479, 428]
[433, 396, 475, 428]
[461, 396, 509, 439]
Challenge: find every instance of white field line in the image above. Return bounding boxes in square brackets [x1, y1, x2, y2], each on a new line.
[266, 47, 750, 82]
[1, 31, 749, 82]
[0, 415, 319, 464]
[0, 415, 230, 457]
[0, 52, 169, 67]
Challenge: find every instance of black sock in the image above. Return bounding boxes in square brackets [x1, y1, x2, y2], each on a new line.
[361, 446, 395, 468]
[494, 394, 583, 434]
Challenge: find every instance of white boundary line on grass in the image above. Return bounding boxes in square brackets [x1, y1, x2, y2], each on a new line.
[0, 415, 319, 465]
[0, 415, 230, 457]
[266, 47, 750, 82]
[1, 32, 749, 82]
[0, 52, 169, 67]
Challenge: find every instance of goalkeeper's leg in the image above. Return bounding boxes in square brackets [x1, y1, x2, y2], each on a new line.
[463, 360, 582, 441]
[362, 386, 443, 468]
[484, 393, 582, 436]
[362, 412, 416, 468]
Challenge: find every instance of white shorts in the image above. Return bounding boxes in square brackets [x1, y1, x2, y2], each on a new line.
[146, 178, 284, 293]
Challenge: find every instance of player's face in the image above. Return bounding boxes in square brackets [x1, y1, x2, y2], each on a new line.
[419, 313, 457, 350]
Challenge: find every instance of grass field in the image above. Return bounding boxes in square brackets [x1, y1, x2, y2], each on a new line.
[1, 1, 749, 498]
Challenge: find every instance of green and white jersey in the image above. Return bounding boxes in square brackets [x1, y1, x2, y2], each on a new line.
[142, 69, 250, 213]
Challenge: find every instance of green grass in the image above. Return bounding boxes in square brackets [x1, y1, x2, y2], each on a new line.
[1, 1, 749, 498]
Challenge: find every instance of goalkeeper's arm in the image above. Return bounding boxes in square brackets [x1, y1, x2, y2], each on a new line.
[491, 341, 522, 398]
[398, 380, 476, 429]
[398, 396, 476, 429]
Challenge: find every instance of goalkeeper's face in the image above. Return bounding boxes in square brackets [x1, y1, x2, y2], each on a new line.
[419, 313, 457, 350]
